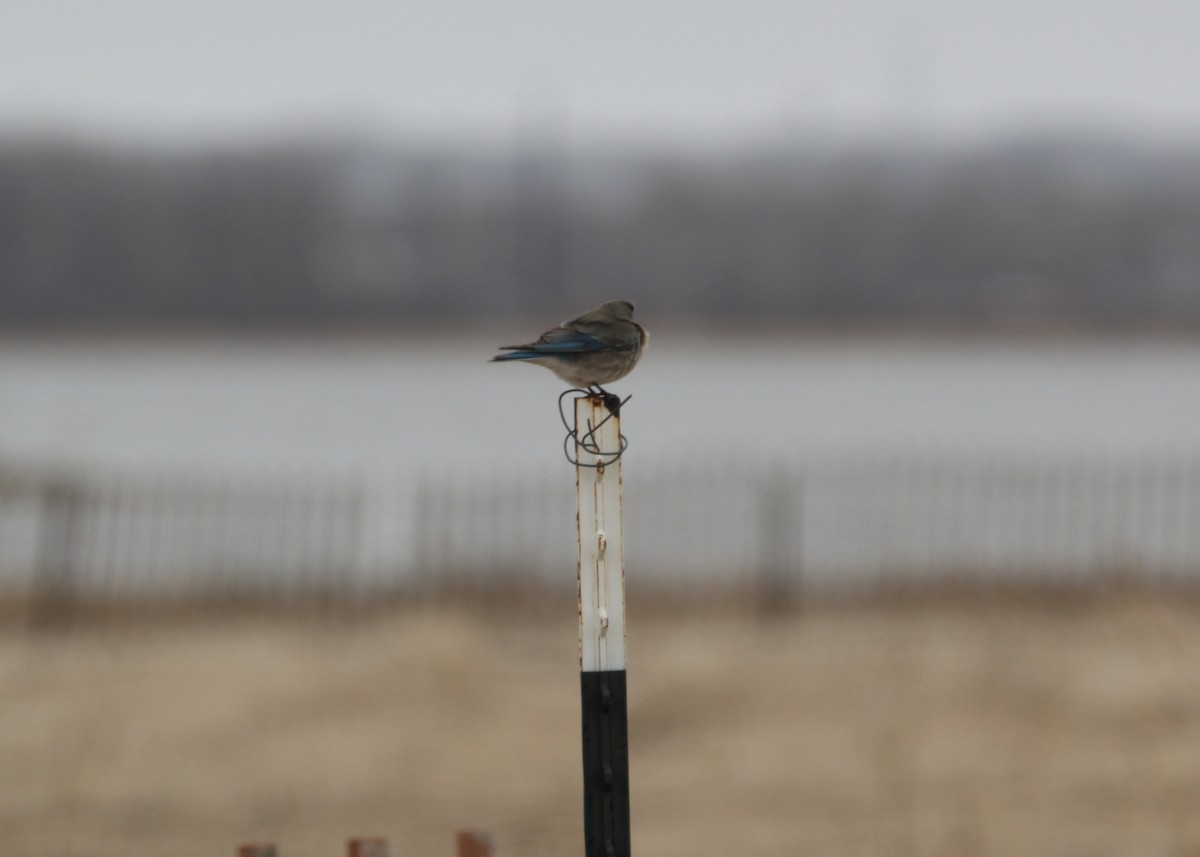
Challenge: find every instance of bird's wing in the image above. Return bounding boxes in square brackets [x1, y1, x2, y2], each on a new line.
[497, 324, 611, 353]
[571, 316, 642, 351]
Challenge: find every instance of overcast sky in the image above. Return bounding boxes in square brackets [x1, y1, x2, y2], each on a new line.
[3, 0, 1199, 146]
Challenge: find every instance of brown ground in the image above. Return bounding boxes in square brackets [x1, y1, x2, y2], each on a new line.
[3, 593, 1200, 857]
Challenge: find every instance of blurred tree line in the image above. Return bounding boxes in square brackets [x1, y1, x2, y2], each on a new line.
[1, 134, 1198, 327]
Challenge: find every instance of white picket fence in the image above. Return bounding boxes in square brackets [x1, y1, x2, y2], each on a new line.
[3, 450, 1200, 613]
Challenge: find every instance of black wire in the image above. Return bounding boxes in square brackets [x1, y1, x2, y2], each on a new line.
[558, 388, 632, 468]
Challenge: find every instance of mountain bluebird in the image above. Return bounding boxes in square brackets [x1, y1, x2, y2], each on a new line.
[490, 300, 648, 393]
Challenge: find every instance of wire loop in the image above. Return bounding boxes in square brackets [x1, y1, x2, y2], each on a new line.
[558, 388, 632, 468]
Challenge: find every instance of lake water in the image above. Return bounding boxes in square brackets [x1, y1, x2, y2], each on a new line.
[2, 329, 1199, 474]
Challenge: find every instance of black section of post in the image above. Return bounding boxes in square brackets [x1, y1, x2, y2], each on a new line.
[581, 669, 630, 857]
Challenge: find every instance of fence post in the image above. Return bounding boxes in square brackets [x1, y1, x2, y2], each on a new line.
[347, 837, 390, 857]
[455, 830, 494, 857]
[237, 845, 277, 857]
[575, 395, 631, 857]
[30, 475, 85, 629]
[756, 470, 798, 615]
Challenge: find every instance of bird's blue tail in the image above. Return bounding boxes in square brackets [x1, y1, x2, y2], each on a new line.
[489, 350, 542, 362]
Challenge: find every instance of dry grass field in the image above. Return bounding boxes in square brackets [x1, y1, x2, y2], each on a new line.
[3, 592, 1200, 857]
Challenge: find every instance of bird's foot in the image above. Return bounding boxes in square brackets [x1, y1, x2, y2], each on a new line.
[586, 385, 623, 416]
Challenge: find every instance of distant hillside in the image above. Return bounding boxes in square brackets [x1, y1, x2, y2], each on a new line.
[2, 133, 1198, 328]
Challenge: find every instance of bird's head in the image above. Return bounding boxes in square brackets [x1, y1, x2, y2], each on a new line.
[603, 300, 636, 320]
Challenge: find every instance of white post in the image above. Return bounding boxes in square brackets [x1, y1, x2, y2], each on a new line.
[576, 396, 627, 672]
[574, 394, 631, 857]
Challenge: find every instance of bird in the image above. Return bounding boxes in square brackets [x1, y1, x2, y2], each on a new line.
[490, 300, 648, 401]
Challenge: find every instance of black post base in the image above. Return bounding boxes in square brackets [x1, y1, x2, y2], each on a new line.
[580, 669, 630, 857]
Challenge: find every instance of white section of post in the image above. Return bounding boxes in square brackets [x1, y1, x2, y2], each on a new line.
[575, 396, 626, 673]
